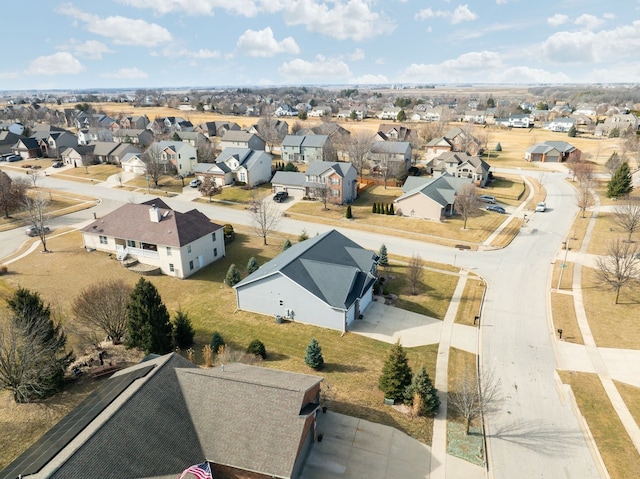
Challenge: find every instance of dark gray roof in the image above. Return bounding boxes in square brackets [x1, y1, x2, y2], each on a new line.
[282, 135, 305, 148]
[80, 198, 222, 247]
[369, 141, 410, 155]
[305, 160, 354, 178]
[235, 230, 377, 310]
[5, 353, 322, 479]
[301, 135, 329, 148]
[272, 171, 305, 187]
[397, 173, 471, 206]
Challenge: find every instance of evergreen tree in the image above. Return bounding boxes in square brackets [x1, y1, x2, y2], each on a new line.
[304, 338, 324, 370]
[282, 238, 292, 251]
[385, 204, 391, 215]
[404, 366, 440, 417]
[567, 125, 577, 137]
[298, 229, 309, 242]
[396, 109, 406, 122]
[247, 339, 267, 359]
[125, 278, 173, 355]
[345, 204, 353, 219]
[247, 257, 259, 275]
[607, 162, 633, 198]
[6, 288, 74, 401]
[173, 310, 195, 349]
[210, 331, 225, 354]
[389, 203, 395, 215]
[378, 244, 389, 268]
[495, 142, 502, 152]
[378, 340, 413, 401]
[372, 202, 377, 214]
[225, 264, 241, 286]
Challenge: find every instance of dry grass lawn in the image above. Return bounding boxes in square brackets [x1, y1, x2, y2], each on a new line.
[550, 292, 583, 344]
[552, 261, 575, 291]
[454, 277, 484, 326]
[53, 164, 121, 182]
[559, 371, 640, 479]
[447, 347, 478, 425]
[614, 381, 640, 429]
[581, 267, 640, 349]
[568, 210, 593, 252]
[0, 226, 462, 466]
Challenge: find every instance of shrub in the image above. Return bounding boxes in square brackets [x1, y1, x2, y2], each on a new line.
[304, 338, 324, 370]
[225, 264, 241, 286]
[210, 332, 225, 354]
[173, 310, 195, 349]
[389, 204, 395, 215]
[247, 257, 259, 274]
[345, 205, 352, 219]
[404, 366, 440, 417]
[372, 202, 377, 214]
[298, 229, 309, 242]
[378, 244, 389, 267]
[0, 265, 7, 275]
[282, 238, 292, 251]
[223, 224, 234, 236]
[378, 340, 412, 401]
[247, 339, 267, 359]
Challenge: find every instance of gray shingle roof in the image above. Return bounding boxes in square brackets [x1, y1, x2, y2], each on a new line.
[397, 173, 470, 206]
[80, 198, 222, 247]
[272, 171, 305, 187]
[235, 230, 377, 310]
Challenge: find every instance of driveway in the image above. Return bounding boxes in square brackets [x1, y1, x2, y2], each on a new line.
[302, 411, 433, 479]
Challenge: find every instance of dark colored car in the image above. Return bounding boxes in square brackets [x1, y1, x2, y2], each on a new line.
[52, 161, 64, 168]
[486, 205, 506, 214]
[5, 154, 21, 162]
[273, 191, 289, 203]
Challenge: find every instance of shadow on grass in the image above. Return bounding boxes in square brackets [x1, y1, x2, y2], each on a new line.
[322, 363, 367, 374]
[324, 398, 404, 431]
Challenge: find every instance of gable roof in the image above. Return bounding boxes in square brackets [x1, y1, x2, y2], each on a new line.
[80, 198, 222, 247]
[526, 141, 576, 154]
[369, 141, 410, 155]
[3, 353, 322, 479]
[305, 160, 355, 178]
[235, 229, 377, 310]
[397, 173, 470, 206]
[220, 130, 258, 143]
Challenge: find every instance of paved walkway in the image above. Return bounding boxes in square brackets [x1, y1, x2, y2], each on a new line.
[555, 193, 640, 458]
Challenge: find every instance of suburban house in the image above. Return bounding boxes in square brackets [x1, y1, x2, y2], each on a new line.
[281, 135, 332, 163]
[40, 131, 78, 158]
[377, 124, 413, 142]
[495, 114, 533, 128]
[112, 128, 154, 147]
[543, 117, 576, 132]
[367, 141, 412, 173]
[81, 198, 225, 279]
[121, 152, 147, 175]
[249, 119, 289, 144]
[196, 120, 241, 138]
[61, 145, 96, 167]
[119, 114, 150, 129]
[443, 127, 483, 155]
[524, 141, 581, 163]
[426, 151, 491, 187]
[12, 137, 41, 159]
[271, 161, 358, 204]
[595, 113, 640, 137]
[377, 106, 402, 120]
[153, 141, 198, 175]
[194, 147, 272, 187]
[0, 130, 23, 155]
[235, 229, 378, 332]
[1, 353, 323, 479]
[394, 173, 472, 221]
[275, 104, 298, 117]
[218, 130, 266, 151]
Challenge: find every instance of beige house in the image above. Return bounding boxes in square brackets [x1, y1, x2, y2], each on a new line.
[394, 174, 472, 221]
[81, 198, 225, 279]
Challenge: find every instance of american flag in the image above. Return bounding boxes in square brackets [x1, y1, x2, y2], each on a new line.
[178, 461, 213, 479]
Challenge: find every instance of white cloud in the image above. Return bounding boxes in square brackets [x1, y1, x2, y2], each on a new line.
[489, 66, 570, 84]
[115, 0, 285, 17]
[547, 14, 569, 27]
[102, 67, 148, 79]
[415, 4, 477, 24]
[496, 0, 509, 3]
[350, 48, 365, 61]
[278, 55, 351, 81]
[25, 52, 84, 76]
[351, 73, 388, 84]
[574, 14, 604, 31]
[541, 31, 597, 63]
[61, 40, 112, 60]
[162, 47, 221, 59]
[283, 0, 396, 41]
[56, 4, 172, 47]
[400, 51, 503, 82]
[236, 27, 300, 57]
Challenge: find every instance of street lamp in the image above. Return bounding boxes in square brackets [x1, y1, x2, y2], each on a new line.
[556, 238, 570, 290]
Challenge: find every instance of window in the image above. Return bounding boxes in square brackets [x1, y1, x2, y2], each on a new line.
[166, 246, 172, 256]
[169, 263, 174, 272]
[214, 248, 218, 257]
[189, 260, 194, 270]
[212, 232, 216, 242]
[127, 239, 135, 247]
[99, 235, 107, 245]
[187, 245, 192, 254]
[330, 189, 340, 197]
[330, 178, 340, 185]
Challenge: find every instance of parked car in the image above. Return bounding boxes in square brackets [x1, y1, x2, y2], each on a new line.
[273, 191, 289, 203]
[535, 202, 547, 212]
[5, 154, 21, 162]
[189, 179, 202, 188]
[52, 161, 64, 168]
[486, 205, 506, 214]
[25, 225, 51, 237]
[478, 195, 496, 204]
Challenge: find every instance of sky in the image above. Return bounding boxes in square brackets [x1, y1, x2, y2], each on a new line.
[2, 0, 640, 91]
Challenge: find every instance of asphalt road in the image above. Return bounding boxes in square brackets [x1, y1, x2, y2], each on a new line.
[0, 169, 602, 478]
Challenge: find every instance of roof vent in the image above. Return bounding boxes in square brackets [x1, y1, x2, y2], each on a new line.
[149, 206, 161, 223]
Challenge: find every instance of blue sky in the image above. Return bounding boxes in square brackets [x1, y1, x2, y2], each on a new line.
[3, 0, 640, 91]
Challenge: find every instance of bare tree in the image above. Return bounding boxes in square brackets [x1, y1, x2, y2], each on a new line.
[143, 144, 165, 187]
[311, 180, 331, 210]
[249, 194, 282, 245]
[197, 142, 217, 164]
[455, 183, 478, 229]
[576, 178, 595, 218]
[449, 367, 501, 435]
[27, 170, 42, 188]
[407, 254, 424, 295]
[372, 144, 404, 189]
[596, 238, 640, 304]
[347, 131, 373, 181]
[72, 279, 132, 344]
[198, 176, 222, 202]
[605, 152, 623, 176]
[23, 193, 50, 252]
[258, 104, 280, 153]
[0, 172, 29, 218]
[614, 200, 640, 242]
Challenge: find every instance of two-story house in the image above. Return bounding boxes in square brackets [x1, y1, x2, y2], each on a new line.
[281, 135, 332, 163]
[194, 148, 272, 187]
[218, 130, 265, 151]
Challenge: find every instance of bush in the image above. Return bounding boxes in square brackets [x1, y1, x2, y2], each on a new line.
[282, 238, 292, 251]
[210, 331, 225, 354]
[378, 340, 412, 401]
[247, 257, 259, 274]
[223, 224, 234, 236]
[225, 264, 241, 286]
[372, 202, 377, 214]
[345, 205, 352, 219]
[304, 338, 324, 370]
[247, 339, 267, 359]
[298, 229, 309, 242]
[0, 265, 7, 275]
[173, 310, 195, 349]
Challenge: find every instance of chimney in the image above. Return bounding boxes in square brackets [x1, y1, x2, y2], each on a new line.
[149, 205, 161, 223]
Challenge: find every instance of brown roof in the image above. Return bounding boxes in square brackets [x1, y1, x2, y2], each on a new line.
[81, 198, 222, 247]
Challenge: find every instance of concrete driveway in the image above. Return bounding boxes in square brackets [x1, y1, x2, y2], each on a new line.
[302, 411, 433, 479]
[349, 298, 442, 347]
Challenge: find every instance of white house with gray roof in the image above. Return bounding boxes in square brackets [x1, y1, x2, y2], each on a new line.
[194, 147, 272, 187]
[271, 161, 357, 204]
[234, 229, 378, 332]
